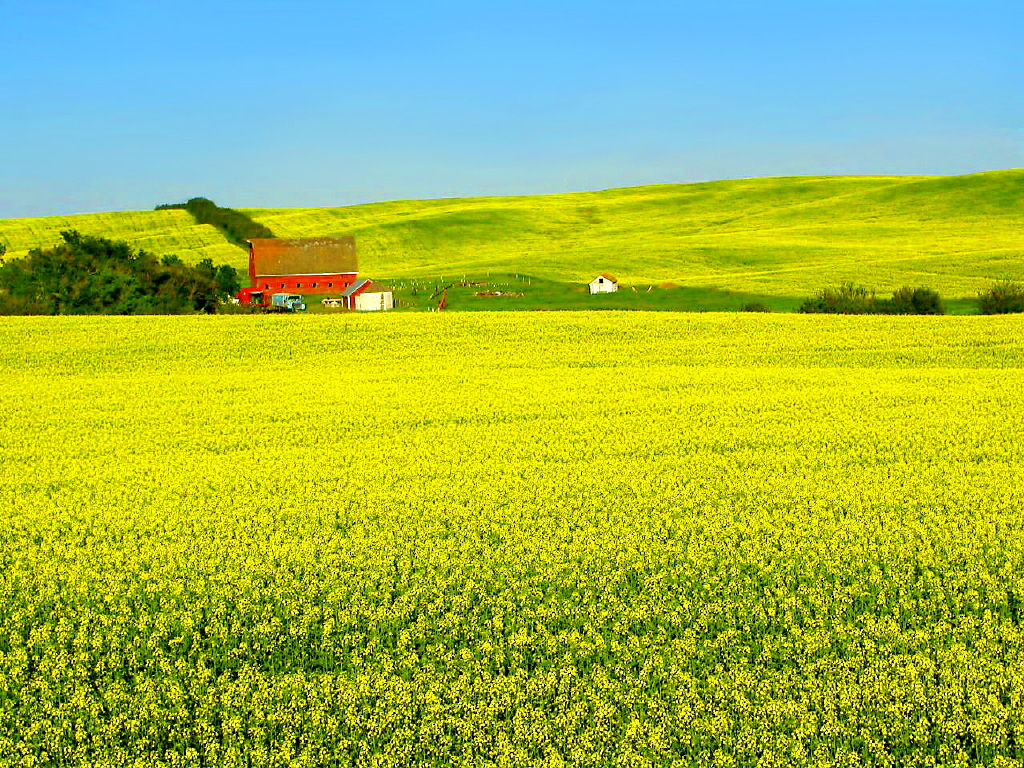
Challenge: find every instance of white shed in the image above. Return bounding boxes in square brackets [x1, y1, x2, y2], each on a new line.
[589, 273, 619, 294]
[341, 279, 395, 310]
[355, 288, 394, 311]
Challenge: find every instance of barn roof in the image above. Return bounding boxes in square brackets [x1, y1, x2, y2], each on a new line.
[593, 273, 618, 283]
[248, 237, 357, 277]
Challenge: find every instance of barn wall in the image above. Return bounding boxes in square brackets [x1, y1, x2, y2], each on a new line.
[255, 273, 358, 294]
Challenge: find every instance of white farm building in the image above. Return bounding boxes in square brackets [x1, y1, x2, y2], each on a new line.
[589, 273, 618, 294]
[340, 279, 395, 311]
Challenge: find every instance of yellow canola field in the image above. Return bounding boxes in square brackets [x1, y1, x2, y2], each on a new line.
[1, 313, 1022, 768]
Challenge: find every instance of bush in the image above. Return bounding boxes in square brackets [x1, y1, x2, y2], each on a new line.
[0, 293, 46, 315]
[801, 283, 947, 315]
[799, 282, 880, 314]
[886, 286, 945, 315]
[739, 301, 771, 312]
[977, 279, 1024, 314]
[0, 230, 239, 314]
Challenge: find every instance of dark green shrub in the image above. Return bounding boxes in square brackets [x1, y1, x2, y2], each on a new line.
[799, 282, 880, 314]
[977, 280, 1024, 314]
[887, 286, 945, 315]
[801, 283, 947, 315]
[739, 301, 771, 312]
[0, 293, 46, 315]
[0, 230, 238, 315]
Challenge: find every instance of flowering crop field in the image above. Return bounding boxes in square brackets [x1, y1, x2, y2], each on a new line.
[1, 313, 1022, 767]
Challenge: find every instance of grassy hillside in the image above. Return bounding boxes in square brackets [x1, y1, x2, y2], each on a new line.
[245, 171, 1024, 300]
[0, 209, 242, 266]
[2, 171, 1021, 304]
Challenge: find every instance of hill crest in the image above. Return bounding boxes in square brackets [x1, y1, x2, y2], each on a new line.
[1, 170, 1021, 300]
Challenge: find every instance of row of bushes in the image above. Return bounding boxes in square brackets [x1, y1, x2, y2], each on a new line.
[797, 280, 1024, 315]
[798, 283, 945, 314]
[156, 197, 273, 248]
[0, 231, 240, 315]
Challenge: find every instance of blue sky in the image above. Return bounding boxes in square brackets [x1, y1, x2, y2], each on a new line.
[2, 0, 1021, 218]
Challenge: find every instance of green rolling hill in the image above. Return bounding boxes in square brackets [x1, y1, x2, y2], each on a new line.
[2, 170, 1021, 308]
[0, 208, 241, 267]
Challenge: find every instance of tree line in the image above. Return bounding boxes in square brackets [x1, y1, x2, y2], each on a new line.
[0, 231, 240, 314]
[798, 281, 1024, 315]
[156, 197, 273, 248]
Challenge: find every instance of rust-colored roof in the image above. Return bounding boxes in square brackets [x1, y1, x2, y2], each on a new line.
[595, 272, 618, 283]
[248, 237, 357, 277]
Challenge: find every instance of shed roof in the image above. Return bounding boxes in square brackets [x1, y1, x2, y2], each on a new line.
[248, 237, 357, 277]
[339, 278, 372, 298]
[593, 273, 618, 283]
[340, 279, 393, 298]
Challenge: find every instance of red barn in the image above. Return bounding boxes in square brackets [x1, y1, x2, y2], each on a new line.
[243, 236, 358, 297]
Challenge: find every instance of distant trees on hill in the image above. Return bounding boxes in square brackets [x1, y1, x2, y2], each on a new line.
[0, 231, 239, 315]
[156, 197, 273, 248]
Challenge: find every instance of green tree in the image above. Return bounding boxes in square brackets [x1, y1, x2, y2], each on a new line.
[0, 231, 237, 315]
[977, 279, 1024, 314]
[887, 286, 945, 315]
[799, 282, 880, 314]
[157, 197, 274, 248]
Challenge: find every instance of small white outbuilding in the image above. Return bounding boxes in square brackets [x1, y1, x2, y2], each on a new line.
[341, 279, 395, 311]
[355, 288, 394, 311]
[589, 273, 619, 294]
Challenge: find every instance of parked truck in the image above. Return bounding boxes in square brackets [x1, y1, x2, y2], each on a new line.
[270, 293, 306, 312]
[235, 288, 306, 312]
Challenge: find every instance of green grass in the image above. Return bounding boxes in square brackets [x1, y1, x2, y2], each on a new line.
[246, 171, 1024, 301]
[304, 275, 803, 314]
[3, 170, 1022, 307]
[304, 275, 987, 315]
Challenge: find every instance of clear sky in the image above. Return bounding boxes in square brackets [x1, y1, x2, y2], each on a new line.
[2, 0, 1021, 218]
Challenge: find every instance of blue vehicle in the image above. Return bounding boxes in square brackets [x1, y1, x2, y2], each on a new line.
[270, 293, 306, 312]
